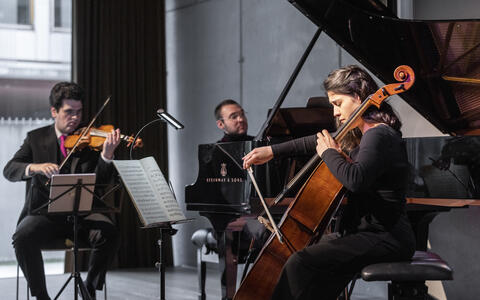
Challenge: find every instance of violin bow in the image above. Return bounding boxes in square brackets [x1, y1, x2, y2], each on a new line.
[46, 96, 111, 185]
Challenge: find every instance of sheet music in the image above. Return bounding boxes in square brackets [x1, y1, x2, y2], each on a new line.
[48, 173, 96, 213]
[140, 157, 186, 220]
[113, 157, 186, 226]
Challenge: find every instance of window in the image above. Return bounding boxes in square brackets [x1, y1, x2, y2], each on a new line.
[53, 0, 71, 30]
[0, 0, 32, 26]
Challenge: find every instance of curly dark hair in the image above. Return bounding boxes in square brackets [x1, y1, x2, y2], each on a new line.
[49, 82, 85, 111]
[323, 65, 402, 131]
[323, 65, 402, 152]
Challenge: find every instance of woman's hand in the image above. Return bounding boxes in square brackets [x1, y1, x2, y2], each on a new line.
[242, 146, 274, 169]
[316, 129, 341, 157]
[102, 128, 121, 160]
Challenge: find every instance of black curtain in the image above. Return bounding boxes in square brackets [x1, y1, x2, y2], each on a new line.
[71, 0, 171, 268]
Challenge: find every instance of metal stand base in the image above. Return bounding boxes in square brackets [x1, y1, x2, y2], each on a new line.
[154, 226, 178, 300]
[54, 179, 92, 300]
[54, 271, 92, 300]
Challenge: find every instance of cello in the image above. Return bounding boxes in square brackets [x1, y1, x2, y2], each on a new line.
[234, 65, 415, 300]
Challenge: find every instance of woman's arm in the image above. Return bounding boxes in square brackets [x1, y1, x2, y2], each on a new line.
[242, 134, 317, 169]
[321, 127, 390, 192]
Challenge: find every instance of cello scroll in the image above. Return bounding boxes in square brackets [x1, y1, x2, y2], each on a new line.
[369, 65, 415, 107]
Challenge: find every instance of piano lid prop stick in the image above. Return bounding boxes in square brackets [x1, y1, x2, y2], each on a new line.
[215, 143, 284, 243]
[216, 144, 244, 171]
[247, 167, 284, 244]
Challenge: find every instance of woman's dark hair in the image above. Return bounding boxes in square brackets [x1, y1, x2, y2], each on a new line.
[323, 65, 402, 151]
[49, 82, 85, 111]
[323, 65, 402, 131]
[363, 103, 402, 131]
[323, 65, 378, 102]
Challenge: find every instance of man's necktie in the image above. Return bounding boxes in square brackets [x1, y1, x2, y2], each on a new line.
[60, 135, 67, 158]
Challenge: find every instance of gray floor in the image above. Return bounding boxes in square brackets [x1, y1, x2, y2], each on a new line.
[0, 267, 219, 300]
[0, 265, 386, 300]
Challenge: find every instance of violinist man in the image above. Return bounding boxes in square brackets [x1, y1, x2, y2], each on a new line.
[3, 82, 121, 300]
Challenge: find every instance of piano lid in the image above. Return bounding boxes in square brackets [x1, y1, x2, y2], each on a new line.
[289, 0, 480, 134]
[266, 97, 335, 137]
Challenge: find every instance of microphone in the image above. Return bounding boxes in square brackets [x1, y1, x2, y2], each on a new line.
[156, 109, 184, 130]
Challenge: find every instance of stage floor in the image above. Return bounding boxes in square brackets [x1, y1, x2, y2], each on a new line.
[0, 265, 386, 299]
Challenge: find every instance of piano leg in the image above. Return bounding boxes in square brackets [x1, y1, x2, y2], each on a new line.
[200, 214, 251, 299]
[407, 206, 451, 251]
[217, 229, 240, 300]
[196, 247, 207, 300]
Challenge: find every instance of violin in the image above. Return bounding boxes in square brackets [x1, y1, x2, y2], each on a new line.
[64, 124, 143, 151]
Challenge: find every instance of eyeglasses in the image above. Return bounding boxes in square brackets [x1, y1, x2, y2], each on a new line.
[221, 110, 246, 121]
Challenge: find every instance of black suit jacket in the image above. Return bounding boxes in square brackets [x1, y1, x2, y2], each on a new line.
[3, 124, 113, 222]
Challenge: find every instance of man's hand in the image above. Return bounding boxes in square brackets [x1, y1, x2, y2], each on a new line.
[316, 129, 341, 157]
[102, 128, 121, 160]
[242, 146, 274, 169]
[29, 163, 60, 178]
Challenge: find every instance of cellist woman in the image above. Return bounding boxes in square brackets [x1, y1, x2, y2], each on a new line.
[242, 65, 416, 300]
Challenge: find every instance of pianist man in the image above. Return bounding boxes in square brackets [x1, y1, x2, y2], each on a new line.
[213, 99, 268, 279]
[215, 99, 254, 142]
[214, 98, 267, 241]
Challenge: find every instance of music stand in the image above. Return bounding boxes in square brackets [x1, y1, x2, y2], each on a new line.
[143, 219, 193, 300]
[149, 223, 178, 300]
[32, 174, 121, 300]
[113, 157, 193, 299]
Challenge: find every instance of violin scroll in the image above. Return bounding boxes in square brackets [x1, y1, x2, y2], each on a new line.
[125, 135, 143, 149]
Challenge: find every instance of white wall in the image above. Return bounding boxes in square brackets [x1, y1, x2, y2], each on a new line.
[166, 0, 338, 268]
[0, 0, 71, 264]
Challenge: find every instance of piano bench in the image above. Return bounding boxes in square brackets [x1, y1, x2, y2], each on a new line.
[191, 228, 218, 300]
[360, 251, 453, 300]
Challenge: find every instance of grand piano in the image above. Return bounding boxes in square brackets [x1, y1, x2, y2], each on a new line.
[186, 0, 480, 299]
[288, 0, 480, 250]
[185, 101, 335, 300]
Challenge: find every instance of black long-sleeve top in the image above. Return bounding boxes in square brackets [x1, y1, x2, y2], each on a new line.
[271, 124, 415, 247]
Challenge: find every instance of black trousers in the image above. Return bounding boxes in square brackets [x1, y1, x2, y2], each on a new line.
[12, 214, 120, 298]
[271, 231, 414, 300]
